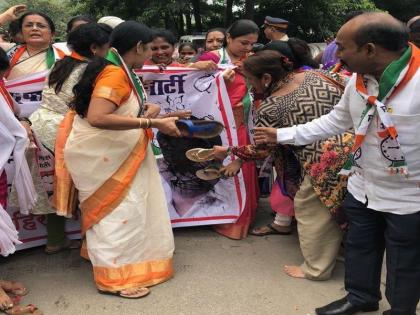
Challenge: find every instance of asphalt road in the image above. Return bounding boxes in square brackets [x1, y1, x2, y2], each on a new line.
[0, 199, 401, 315]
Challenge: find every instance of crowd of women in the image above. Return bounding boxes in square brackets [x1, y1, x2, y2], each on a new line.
[0, 3, 419, 315]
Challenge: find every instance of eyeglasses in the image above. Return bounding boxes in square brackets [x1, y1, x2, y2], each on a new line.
[23, 22, 50, 30]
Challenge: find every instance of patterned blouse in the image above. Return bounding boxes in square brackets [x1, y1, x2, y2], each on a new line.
[232, 70, 350, 228]
[29, 63, 87, 151]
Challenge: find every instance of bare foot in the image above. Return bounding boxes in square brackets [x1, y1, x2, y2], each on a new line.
[4, 304, 42, 315]
[0, 280, 28, 296]
[283, 265, 306, 279]
[0, 287, 13, 311]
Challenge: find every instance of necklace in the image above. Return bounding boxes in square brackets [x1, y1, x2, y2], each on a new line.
[267, 72, 294, 96]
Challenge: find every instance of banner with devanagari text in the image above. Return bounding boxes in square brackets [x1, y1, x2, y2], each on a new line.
[137, 66, 246, 227]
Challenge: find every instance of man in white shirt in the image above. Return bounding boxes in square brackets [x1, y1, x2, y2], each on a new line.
[254, 12, 420, 315]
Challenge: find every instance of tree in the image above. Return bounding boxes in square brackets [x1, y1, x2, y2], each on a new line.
[255, 0, 377, 42]
[373, 0, 420, 22]
[225, 0, 235, 27]
[2, 0, 86, 40]
[244, 0, 255, 20]
[191, 0, 203, 32]
[2, 0, 387, 42]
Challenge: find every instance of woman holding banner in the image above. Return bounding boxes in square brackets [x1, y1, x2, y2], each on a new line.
[0, 6, 75, 254]
[30, 24, 110, 254]
[198, 19, 260, 240]
[0, 9, 65, 89]
[58, 21, 179, 298]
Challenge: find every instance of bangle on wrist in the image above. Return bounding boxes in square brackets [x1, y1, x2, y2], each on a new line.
[138, 118, 144, 129]
[146, 118, 151, 129]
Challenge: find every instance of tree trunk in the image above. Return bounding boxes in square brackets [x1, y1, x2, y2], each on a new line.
[163, 11, 170, 30]
[225, 0, 234, 27]
[191, 0, 202, 32]
[186, 12, 192, 34]
[178, 12, 185, 36]
[244, 0, 254, 20]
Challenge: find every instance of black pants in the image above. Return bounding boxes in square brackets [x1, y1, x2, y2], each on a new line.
[344, 193, 420, 315]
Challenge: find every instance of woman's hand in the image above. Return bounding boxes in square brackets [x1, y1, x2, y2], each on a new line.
[232, 60, 244, 72]
[189, 61, 218, 71]
[20, 121, 34, 142]
[143, 103, 161, 118]
[1, 5, 26, 23]
[254, 127, 278, 145]
[212, 145, 229, 160]
[220, 159, 242, 177]
[151, 117, 181, 137]
[222, 68, 235, 84]
[161, 110, 192, 119]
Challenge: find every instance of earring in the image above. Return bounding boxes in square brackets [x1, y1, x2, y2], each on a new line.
[264, 83, 269, 87]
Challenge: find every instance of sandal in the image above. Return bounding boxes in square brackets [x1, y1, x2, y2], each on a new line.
[196, 165, 222, 181]
[250, 223, 292, 236]
[176, 120, 224, 139]
[185, 148, 215, 162]
[44, 239, 81, 255]
[4, 304, 42, 315]
[98, 287, 150, 299]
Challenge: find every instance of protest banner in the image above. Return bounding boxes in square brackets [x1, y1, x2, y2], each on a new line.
[137, 66, 246, 227]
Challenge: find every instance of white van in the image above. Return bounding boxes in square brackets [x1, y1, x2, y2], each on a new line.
[179, 35, 206, 49]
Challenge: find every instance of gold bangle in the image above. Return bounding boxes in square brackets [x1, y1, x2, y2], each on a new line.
[147, 118, 152, 129]
[138, 118, 144, 129]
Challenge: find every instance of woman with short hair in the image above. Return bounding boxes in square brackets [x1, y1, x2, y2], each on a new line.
[0, 7, 73, 254]
[27, 24, 110, 253]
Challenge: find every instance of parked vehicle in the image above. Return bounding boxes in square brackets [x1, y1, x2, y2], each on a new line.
[179, 34, 206, 50]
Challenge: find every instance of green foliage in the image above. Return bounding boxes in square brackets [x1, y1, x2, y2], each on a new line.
[72, 0, 378, 41]
[373, 0, 420, 22]
[2, 0, 417, 42]
[255, 0, 377, 42]
[1, 0, 87, 41]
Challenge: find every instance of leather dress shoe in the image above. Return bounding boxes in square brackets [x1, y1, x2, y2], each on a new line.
[382, 311, 390, 315]
[315, 297, 379, 315]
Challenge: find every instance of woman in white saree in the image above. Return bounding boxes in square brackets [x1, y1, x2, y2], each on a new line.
[57, 21, 180, 298]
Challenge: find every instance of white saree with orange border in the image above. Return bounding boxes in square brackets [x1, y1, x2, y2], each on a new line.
[61, 65, 174, 292]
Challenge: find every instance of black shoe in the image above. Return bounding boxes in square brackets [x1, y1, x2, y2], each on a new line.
[315, 297, 379, 315]
[382, 311, 390, 315]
